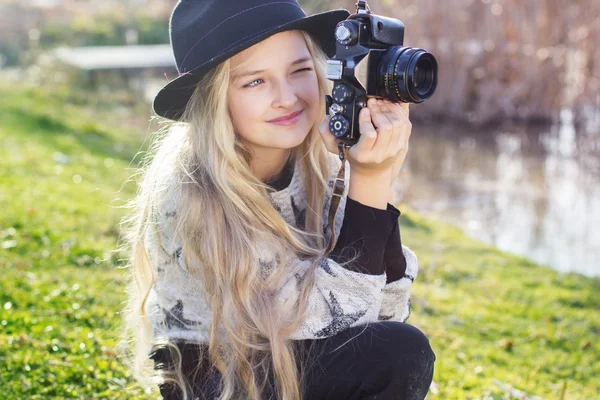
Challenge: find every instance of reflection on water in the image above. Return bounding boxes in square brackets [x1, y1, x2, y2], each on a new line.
[394, 110, 600, 277]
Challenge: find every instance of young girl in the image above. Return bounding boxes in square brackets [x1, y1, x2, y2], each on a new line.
[119, 1, 435, 399]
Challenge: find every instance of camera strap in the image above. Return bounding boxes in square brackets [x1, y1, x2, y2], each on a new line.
[324, 141, 352, 255]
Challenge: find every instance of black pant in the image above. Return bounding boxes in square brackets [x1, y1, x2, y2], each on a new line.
[151, 321, 436, 400]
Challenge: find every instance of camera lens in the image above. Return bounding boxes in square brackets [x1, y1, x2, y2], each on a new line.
[412, 56, 436, 94]
[377, 46, 438, 103]
[414, 64, 426, 90]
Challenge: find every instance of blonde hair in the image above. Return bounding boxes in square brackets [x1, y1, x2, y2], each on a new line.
[117, 31, 355, 400]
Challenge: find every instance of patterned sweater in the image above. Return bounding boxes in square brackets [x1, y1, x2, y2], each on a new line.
[144, 155, 419, 342]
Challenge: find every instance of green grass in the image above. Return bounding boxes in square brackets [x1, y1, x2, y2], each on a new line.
[1, 82, 598, 399]
[399, 212, 599, 399]
[0, 82, 154, 399]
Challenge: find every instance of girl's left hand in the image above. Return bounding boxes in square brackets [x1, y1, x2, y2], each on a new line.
[378, 100, 411, 185]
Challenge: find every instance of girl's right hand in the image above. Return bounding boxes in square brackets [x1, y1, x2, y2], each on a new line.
[319, 97, 412, 178]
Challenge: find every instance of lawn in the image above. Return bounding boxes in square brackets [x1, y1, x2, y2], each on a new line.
[0, 82, 598, 399]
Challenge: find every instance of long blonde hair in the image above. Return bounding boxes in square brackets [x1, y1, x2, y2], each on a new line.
[117, 31, 352, 400]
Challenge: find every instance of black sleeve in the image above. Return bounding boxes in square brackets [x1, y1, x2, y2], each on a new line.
[383, 203, 407, 284]
[329, 196, 398, 275]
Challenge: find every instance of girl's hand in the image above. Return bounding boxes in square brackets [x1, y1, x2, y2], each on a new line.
[319, 98, 412, 179]
[381, 100, 411, 185]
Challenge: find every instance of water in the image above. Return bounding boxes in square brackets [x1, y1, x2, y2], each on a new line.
[394, 109, 600, 277]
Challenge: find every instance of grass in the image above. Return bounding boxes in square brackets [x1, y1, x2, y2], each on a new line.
[0, 82, 154, 399]
[0, 82, 598, 399]
[399, 212, 599, 399]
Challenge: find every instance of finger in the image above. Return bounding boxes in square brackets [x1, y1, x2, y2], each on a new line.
[354, 106, 377, 156]
[380, 101, 404, 156]
[386, 102, 412, 155]
[378, 101, 398, 150]
[368, 98, 394, 157]
[384, 100, 408, 120]
[384, 103, 408, 158]
[318, 116, 340, 154]
[398, 101, 409, 118]
[385, 100, 412, 141]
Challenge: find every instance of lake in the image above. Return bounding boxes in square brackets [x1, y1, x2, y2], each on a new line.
[394, 109, 600, 277]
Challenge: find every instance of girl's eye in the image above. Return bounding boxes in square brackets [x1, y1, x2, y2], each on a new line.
[243, 68, 312, 88]
[244, 78, 264, 88]
[295, 67, 313, 73]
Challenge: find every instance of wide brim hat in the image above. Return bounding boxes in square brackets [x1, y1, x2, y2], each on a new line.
[153, 0, 349, 121]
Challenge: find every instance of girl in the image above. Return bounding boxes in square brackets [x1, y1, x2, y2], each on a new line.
[118, 1, 435, 399]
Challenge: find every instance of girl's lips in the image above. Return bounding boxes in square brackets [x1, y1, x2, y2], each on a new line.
[268, 110, 303, 126]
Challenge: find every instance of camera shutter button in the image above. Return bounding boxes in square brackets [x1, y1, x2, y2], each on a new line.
[333, 84, 354, 103]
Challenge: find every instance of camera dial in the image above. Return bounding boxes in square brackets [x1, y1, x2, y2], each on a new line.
[329, 115, 350, 137]
[336, 25, 351, 43]
[335, 22, 358, 46]
[332, 83, 354, 103]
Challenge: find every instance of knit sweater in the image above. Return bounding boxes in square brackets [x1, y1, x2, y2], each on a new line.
[144, 154, 418, 342]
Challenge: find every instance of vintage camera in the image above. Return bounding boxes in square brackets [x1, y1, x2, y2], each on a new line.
[325, 0, 438, 144]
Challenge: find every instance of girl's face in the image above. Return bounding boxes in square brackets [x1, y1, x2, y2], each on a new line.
[227, 30, 320, 164]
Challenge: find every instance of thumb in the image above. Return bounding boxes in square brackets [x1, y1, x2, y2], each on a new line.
[318, 116, 340, 155]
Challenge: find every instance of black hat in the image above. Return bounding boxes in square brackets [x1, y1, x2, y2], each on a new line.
[153, 0, 349, 121]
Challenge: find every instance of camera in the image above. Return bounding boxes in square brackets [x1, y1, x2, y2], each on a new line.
[325, 0, 438, 144]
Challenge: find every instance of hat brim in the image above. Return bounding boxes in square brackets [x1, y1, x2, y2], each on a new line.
[153, 9, 349, 121]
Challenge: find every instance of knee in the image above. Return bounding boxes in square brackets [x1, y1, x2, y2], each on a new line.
[377, 322, 436, 367]
[357, 323, 435, 398]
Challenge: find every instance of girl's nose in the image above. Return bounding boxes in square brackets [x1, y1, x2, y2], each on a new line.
[273, 80, 298, 109]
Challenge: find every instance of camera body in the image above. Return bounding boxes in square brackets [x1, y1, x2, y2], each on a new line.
[325, 0, 438, 144]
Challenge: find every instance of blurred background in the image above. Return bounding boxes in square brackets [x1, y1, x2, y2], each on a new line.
[2, 0, 598, 276]
[1, 0, 598, 398]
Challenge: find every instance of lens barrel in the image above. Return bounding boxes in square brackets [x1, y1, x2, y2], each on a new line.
[377, 46, 438, 103]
